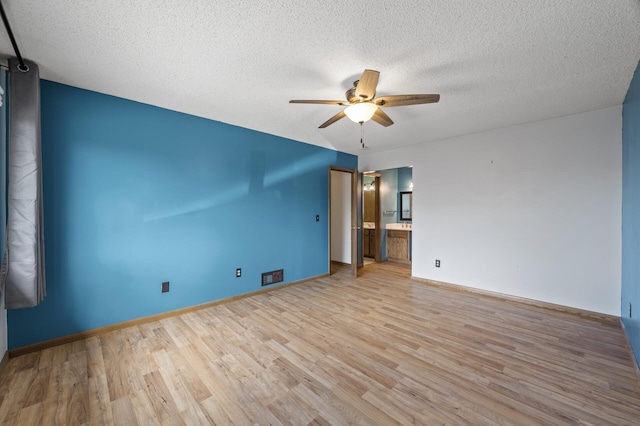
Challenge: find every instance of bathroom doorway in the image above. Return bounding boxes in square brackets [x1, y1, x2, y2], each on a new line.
[362, 167, 413, 266]
[362, 173, 381, 265]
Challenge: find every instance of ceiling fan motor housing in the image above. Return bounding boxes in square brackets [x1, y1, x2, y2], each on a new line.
[345, 85, 358, 103]
[346, 80, 375, 103]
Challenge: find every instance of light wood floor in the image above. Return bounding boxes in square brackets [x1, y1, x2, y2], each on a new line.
[1, 262, 639, 425]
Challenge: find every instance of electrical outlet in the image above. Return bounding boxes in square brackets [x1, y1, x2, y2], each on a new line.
[162, 281, 170, 293]
[236, 268, 242, 278]
[435, 259, 440, 268]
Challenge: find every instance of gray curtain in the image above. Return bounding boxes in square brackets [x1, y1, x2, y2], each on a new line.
[1, 58, 45, 309]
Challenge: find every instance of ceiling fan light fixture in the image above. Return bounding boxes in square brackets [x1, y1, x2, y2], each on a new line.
[344, 102, 377, 123]
[290, 69, 440, 129]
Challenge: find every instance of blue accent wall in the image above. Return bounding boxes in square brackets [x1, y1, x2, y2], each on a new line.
[622, 60, 640, 369]
[8, 81, 356, 349]
[397, 166, 413, 193]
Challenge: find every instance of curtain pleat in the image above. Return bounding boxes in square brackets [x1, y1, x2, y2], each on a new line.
[1, 58, 46, 309]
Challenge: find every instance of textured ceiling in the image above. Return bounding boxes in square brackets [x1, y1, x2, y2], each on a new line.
[0, 1, 639, 155]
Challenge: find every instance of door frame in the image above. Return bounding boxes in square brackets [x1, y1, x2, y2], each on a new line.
[374, 175, 382, 262]
[328, 166, 358, 277]
[362, 172, 382, 263]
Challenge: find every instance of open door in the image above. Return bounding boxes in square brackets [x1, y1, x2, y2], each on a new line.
[329, 167, 358, 278]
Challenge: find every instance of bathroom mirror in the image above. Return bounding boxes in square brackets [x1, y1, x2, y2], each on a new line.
[400, 191, 412, 221]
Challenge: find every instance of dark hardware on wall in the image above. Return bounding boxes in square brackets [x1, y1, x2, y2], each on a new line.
[0, 1, 28, 71]
[262, 269, 284, 286]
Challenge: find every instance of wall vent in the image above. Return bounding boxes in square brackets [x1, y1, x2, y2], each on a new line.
[262, 269, 284, 286]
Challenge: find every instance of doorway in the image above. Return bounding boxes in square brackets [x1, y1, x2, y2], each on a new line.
[329, 167, 357, 277]
[362, 173, 381, 265]
[361, 167, 413, 266]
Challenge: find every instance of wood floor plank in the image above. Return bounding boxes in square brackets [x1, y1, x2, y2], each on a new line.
[21, 370, 48, 408]
[87, 373, 114, 425]
[111, 396, 139, 426]
[66, 380, 89, 426]
[142, 370, 180, 422]
[1, 262, 639, 424]
[0, 369, 35, 424]
[14, 401, 45, 425]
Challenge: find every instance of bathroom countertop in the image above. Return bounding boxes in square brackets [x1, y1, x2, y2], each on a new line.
[386, 223, 412, 230]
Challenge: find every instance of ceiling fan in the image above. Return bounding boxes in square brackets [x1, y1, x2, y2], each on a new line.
[290, 69, 440, 128]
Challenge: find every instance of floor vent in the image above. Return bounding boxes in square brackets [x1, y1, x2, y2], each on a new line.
[262, 269, 284, 286]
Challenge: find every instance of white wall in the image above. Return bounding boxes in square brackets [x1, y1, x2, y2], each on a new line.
[360, 106, 622, 315]
[330, 170, 351, 263]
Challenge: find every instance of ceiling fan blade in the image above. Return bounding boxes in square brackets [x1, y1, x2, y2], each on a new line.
[374, 94, 440, 107]
[355, 69, 380, 100]
[319, 111, 346, 128]
[371, 108, 394, 127]
[290, 100, 348, 105]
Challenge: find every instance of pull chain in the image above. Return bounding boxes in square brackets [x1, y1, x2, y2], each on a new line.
[360, 122, 365, 149]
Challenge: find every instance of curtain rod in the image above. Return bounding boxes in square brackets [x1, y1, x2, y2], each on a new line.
[0, 0, 27, 71]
